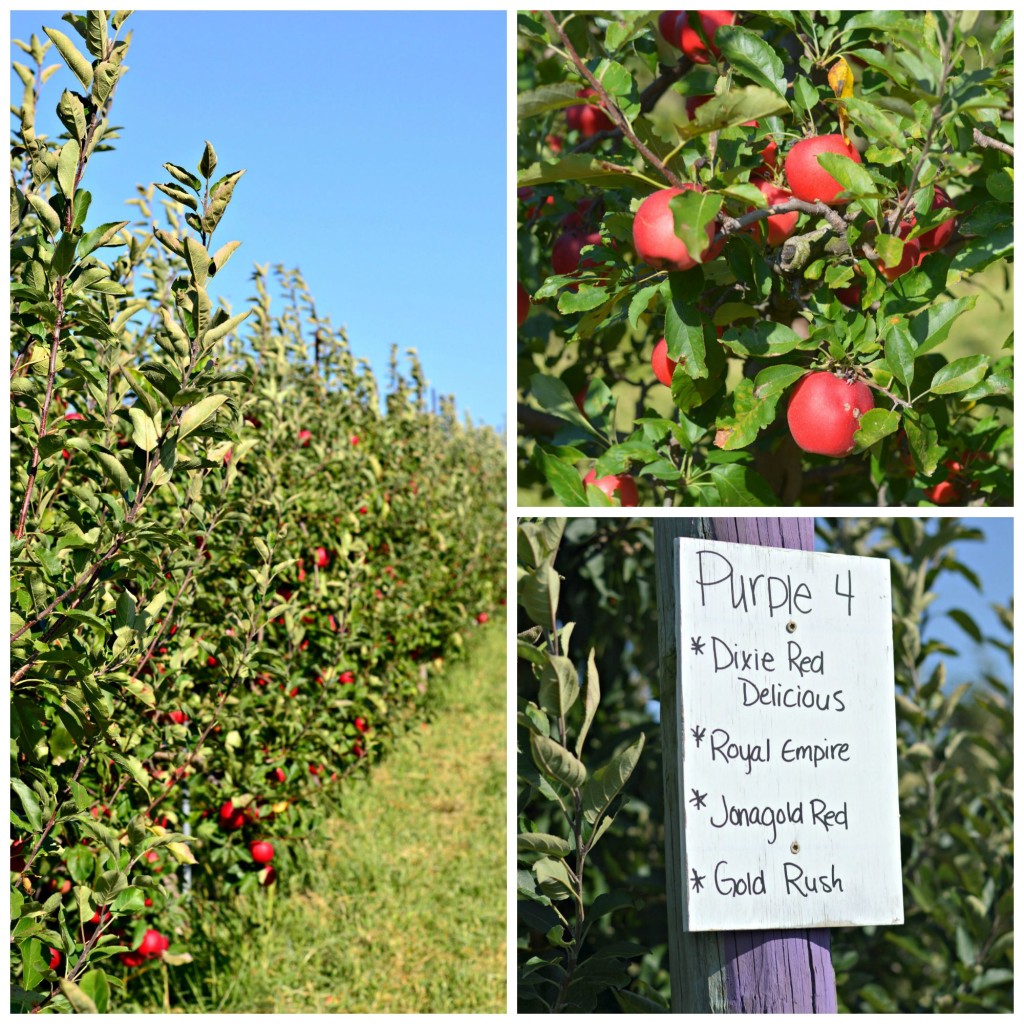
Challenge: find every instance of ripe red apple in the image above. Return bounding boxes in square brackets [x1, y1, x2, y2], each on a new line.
[476, 611, 489, 624]
[680, 10, 735, 63]
[168, 710, 187, 725]
[565, 88, 614, 137]
[260, 865, 277, 887]
[217, 799, 246, 831]
[309, 763, 324, 776]
[652, 337, 679, 387]
[904, 186, 957, 252]
[786, 371, 875, 457]
[658, 10, 685, 45]
[49, 947, 61, 970]
[552, 229, 602, 276]
[137, 928, 169, 959]
[315, 546, 330, 568]
[924, 479, 963, 505]
[785, 134, 862, 204]
[250, 840, 275, 865]
[748, 179, 798, 246]
[65, 411, 84, 421]
[835, 282, 862, 308]
[632, 185, 723, 272]
[339, 670, 355, 685]
[354, 716, 368, 734]
[267, 767, 286, 784]
[517, 282, 530, 327]
[583, 469, 640, 506]
[297, 429, 312, 447]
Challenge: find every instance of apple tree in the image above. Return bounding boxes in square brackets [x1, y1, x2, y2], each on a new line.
[517, 10, 1013, 506]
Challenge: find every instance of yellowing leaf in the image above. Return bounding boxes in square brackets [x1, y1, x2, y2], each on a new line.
[829, 58, 855, 141]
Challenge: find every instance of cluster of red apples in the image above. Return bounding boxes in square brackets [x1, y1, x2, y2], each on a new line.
[519, 10, 965, 502]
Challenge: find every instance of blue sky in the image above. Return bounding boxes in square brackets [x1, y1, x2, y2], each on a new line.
[10, 10, 506, 428]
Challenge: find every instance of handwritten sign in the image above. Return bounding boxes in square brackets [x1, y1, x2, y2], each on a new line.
[674, 537, 904, 932]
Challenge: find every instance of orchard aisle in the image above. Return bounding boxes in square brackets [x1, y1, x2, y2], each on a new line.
[221, 615, 505, 1013]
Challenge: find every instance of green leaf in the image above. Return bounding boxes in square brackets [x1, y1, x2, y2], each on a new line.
[163, 162, 202, 191]
[884, 323, 917, 387]
[77, 970, 110, 1014]
[521, 563, 560, 628]
[668, 190, 722, 271]
[128, 407, 159, 452]
[664, 270, 708, 376]
[519, 154, 654, 193]
[534, 857, 576, 902]
[518, 832, 572, 857]
[530, 733, 587, 789]
[682, 86, 790, 139]
[539, 655, 579, 718]
[27, 193, 62, 238]
[581, 734, 644, 825]
[854, 408, 901, 447]
[203, 309, 252, 347]
[538, 448, 587, 506]
[518, 82, 584, 120]
[178, 394, 228, 440]
[199, 140, 217, 179]
[12, 779, 42, 831]
[58, 977, 98, 1013]
[929, 355, 988, 395]
[720, 321, 806, 359]
[816, 152, 880, 224]
[714, 378, 777, 450]
[52, 232, 79, 277]
[78, 220, 129, 258]
[716, 26, 788, 97]
[910, 297, 977, 355]
[93, 450, 131, 491]
[154, 181, 199, 211]
[576, 649, 600, 757]
[56, 139, 81, 199]
[43, 27, 94, 89]
[711, 463, 777, 506]
[752, 363, 806, 401]
[530, 374, 602, 437]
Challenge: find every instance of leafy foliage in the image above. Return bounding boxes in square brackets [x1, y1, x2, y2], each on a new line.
[517, 516, 1012, 1012]
[10, 11, 504, 1012]
[517, 11, 1013, 506]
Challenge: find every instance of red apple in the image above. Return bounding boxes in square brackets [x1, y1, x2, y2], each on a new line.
[49, 948, 61, 970]
[748, 179, 798, 246]
[785, 134, 862, 204]
[168, 710, 187, 725]
[565, 89, 614, 137]
[680, 10, 735, 63]
[658, 11, 686, 45]
[904, 186, 957, 252]
[924, 479, 963, 505]
[583, 469, 640, 506]
[354, 716, 368, 734]
[552, 229, 603, 276]
[137, 928, 169, 959]
[217, 799, 246, 832]
[632, 185, 723, 272]
[835, 282, 862, 308]
[476, 611, 489, 624]
[250, 840, 275, 865]
[786, 371, 875, 457]
[517, 282, 530, 327]
[297, 429, 312, 446]
[267, 767, 286, 784]
[315, 546, 329, 568]
[651, 337, 679, 387]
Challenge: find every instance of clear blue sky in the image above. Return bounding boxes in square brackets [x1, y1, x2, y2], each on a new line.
[10, 10, 506, 428]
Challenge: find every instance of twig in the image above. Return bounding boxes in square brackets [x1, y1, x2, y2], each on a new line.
[713, 198, 850, 245]
[973, 127, 1014, 158]
[542, 10, 683, 189]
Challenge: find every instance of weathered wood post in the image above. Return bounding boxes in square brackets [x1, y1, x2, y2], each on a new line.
[654, 517, 902, 1012]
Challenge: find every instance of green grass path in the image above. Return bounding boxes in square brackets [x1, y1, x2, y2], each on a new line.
[227, 616, 506, 1013]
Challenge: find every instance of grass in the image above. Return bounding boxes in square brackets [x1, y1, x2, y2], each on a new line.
[139, 615, 506, 1013]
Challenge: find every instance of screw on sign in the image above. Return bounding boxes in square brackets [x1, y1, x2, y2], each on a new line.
[654, 518, 903, 1013]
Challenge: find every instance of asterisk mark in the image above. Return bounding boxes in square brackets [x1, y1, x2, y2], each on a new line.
[690, 867, 706, 893]
[691, 724, 706, 747]
[689, 788, 707, 810]
[690, 636, 705, 655]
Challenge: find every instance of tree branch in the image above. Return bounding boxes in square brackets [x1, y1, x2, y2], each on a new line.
[973, 127, 1014, 158]
[542, 10, 683, 188]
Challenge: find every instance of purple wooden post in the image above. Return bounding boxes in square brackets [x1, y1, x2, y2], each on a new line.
[654, 517, 837, 1013]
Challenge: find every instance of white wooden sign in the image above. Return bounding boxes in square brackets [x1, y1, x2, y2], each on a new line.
[674, 537, 904, 932]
